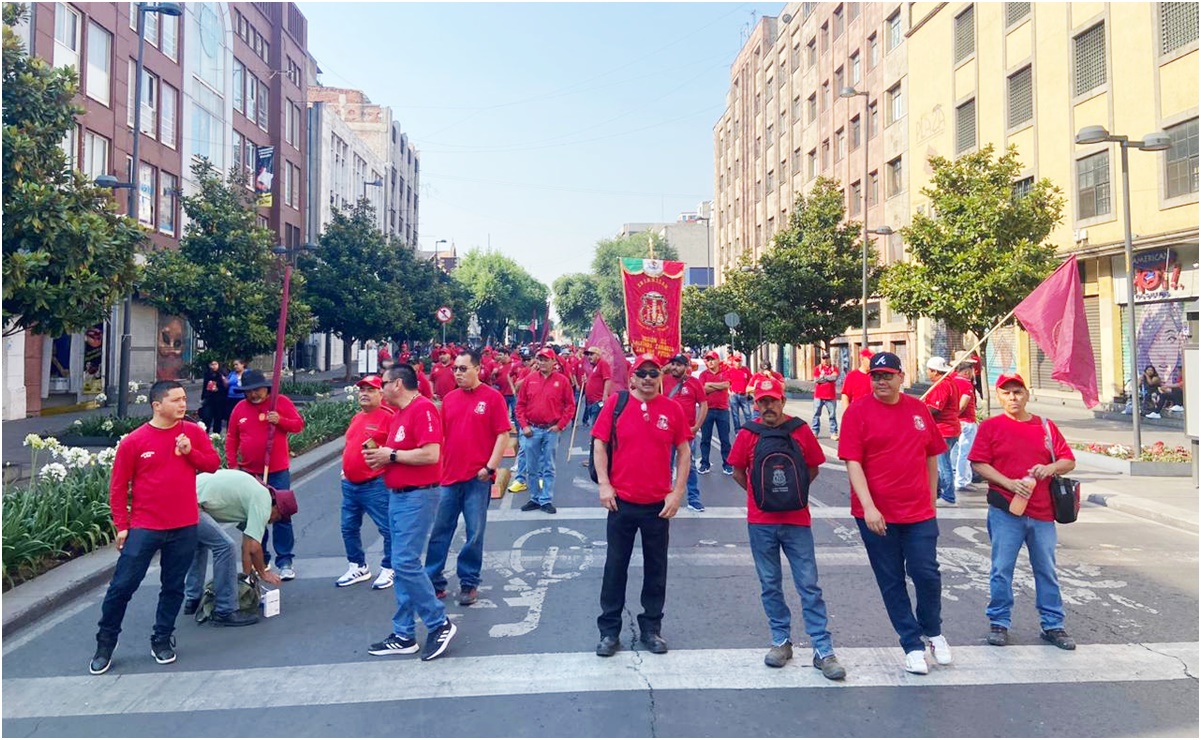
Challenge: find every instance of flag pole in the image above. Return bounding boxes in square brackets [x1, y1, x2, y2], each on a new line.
[919, 307, 1017, 402]
[565, 381, 586, 461]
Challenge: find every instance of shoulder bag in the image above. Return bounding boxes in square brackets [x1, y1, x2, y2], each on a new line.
[1040, 417, 1081, 524]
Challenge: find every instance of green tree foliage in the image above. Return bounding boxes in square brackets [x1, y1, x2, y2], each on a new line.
[590, 232, 677, 334]
[453, 249, 548, 343]
[879, 144, 1064, 342]
[139, 159, 313, 362]
[2, 4, 141, 337]
[680, 267, 765, 357]
[551, 273, 600, 339]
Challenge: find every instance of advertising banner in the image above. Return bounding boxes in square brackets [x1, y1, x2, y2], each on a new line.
[620, 258, 684, 361]
[255, 145, 275, 207]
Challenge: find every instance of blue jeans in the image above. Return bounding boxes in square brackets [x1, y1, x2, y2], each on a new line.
[388, 487, 447, 639]
[504, 395, 516, 428]
[425, 478, 492, 591]
[524, 427, 560, 504]
[986, 506, 1065, 632]
[96, 525, 198, 645]
[951, 422, 977, 490]
[341, 477, 392, 569]
[936, 438, 958, 503]
[261, 469, 294, 568]
[699, 408, 731, 469]
[811, 399, 839, 436]
[730, 394, 753, 431]
[184, 512, 237, 614]
[856, 517, 942, 653]
[671, 442, 701, 508]
[513, 432, 527, 484]
[748, 524, 834, 657]
[582, 400, 603, 427]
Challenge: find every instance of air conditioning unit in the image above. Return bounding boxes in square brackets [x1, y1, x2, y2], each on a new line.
[1074, 229, 1088, 242]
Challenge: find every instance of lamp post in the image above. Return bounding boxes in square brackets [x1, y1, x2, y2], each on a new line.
[432, 238, 448, 268]
[362, 177, 383, 230]
[1074, 125, 1171, 454]
[96, 2, 181, 417]
[840, 86, 873, 349]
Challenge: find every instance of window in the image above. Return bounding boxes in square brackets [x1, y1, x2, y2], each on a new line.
[1006, 2, 1030, 26]
[851, 115, 861, 150]
[808, 149, 818, 178]
[766, 124, 774, 147]
[1165, 118, 1198, 198]
[284, 164, 294, 208]
[754, 92, 760, 116]
[851, 181, 862, 215]
[60, 124, 79, 171]
[233, 61, 245, 113]
[756, 179, 762, 202]
[834, 66, 844, 95]
[868, 101, 879, 137]
[835, 128, 846, 162]
[793, 147, 802, 175]
[138, 162, 155, 227]
[159, 172, 177, 235]
[245, 71, 258, 122]
[954, 6, 975, 64]
[1161, 2, 1199, 55]
[54, 3, 80, 69]
[144, 11, 158, 48]
[285, 100, 300, 146]
[868, 34, 879, 68]
[792, 42, 801, 69]
[83, 131, 109, 179]
[792, 95, 801, 121]
[257, 79, 269, 130]
[887, 84, 903, 125]
[847, 2, 860, 23]
[807, 38, 817, 67]
[1012, 176, 1034, 201]
[1074, 23, 1107, 96]
[820, 23, 829, 53]
[160, 82, 177, 148]
[886, 11, 902, 51]
[766, 76, 774, 102]
[887, 156, 903, 197]
[1076, 151, 1111, 219]
[869, 170, 880, 204]
[833, 5, 844, 38]
[766, 169, 775, 193]
[956, 98, 976, 153]
[161, 13, 178, 61]
[127, 60, 158, 137]
[807, 94, 817, 122]
[1007, 66, 1033, 128]
[85, 22, 111, 104]
[850, 51, 861, 85]
[821, 139, 831, 169]
[129, 3, 137, 30]
[754, 136, 761, 160]
[821, 81, 830, 111]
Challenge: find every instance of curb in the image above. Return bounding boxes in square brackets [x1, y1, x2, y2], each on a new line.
[1, 438, 345, 636]
[1085, 490, 1199, 534]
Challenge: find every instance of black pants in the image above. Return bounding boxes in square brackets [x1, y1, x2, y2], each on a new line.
[597, 499, 669, 639]
[199, 396, 223, 435]
[96, 525, 198, 646]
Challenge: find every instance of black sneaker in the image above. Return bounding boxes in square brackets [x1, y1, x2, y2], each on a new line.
[211, 610, 260, 627]
[1040, 628, 1076, 651]
[458, 588, 478, 606]
[182, 598, 200, 616]
[541, 502, 557, 514]
[697, 465, 711, 475]
[988, 625, 1009, 646]
[520, 500, 541, 512]
[89, 642, 116, 675]
[150, 635, 177, 665]
[421, 619, 458, 661]
[368, 633, 419, 656]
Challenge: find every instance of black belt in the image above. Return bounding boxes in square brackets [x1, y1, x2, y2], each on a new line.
[391, 484, 438, 494]
[532, 423, 555, 429]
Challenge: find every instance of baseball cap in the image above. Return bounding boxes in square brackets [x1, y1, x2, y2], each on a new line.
[859, 348, 875, 358]
[667, 353, 690, 366]
[731, 352, 743, 361]
[951, 350, 978, 366]
[926, 356, 953, 373]
[752, 378, 784, 401]
[536, 348, 556, 360]
[239, 369, 271, 391]
[995, 373, 1028, 390]
[632, 352, 664, 369]
[356, 375, 383, 389]
[868, 352, 903, 374]
[270, 487, 299, 520]
[586, 346, 601, 355]
[704, 351, 720, 361]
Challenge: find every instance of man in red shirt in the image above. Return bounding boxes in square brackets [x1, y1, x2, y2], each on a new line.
[663, 354, 707, 512]
[592, 353, 691, 657]
[430, 350, 457, 401]
[411, 357, 433, 399]
[728, 377, 846, 680]
[506, 352, 535, 493]
[749, 360, 785, 396]
[425, 349, 511, 606]
[225, 369, 305, 580]
[493, 352, 517, 427]
[840, 349, 874, 411]
[726, 352, 753, 430]
[811, 351, 840, 441]
[91, 380, 221, 675]
[950, 351, 979, 492]
[698, 351, 733, 475]
[361, 364, 458, 662]
[924, 356, 962, 506]
[335, 376, 396, 591]
[514, 348, 576, 513]
[581, 346, 613, 427]
[838, 351, 952, 676]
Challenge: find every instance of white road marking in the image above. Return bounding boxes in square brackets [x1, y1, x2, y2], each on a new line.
[4, 642, 1195, 719]
[484, 505, 1133, 523]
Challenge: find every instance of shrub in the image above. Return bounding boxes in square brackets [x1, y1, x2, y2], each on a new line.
[289, 397, 357, 455]
[1072, 441, 1193, 463]
[61, 414, 150, 441]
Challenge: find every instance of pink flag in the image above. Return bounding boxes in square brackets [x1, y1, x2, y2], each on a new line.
[1013, 255, 1099, 408]
[586, 312, 628, 393]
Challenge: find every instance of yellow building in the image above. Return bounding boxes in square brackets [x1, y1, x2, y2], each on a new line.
[906, 2, 1198, 404]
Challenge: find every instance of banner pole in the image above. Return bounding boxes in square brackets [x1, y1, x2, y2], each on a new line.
[919, 307, 1018, 402]
[565, 381, 586, 461]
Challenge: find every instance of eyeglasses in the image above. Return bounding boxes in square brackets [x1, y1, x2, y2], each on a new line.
[452, 365, 472, 373]
[870, 372, 899, 382]
[633, 369, 660, 379]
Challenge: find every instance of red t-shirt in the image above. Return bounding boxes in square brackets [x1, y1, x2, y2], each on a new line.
[840, 369, 871, 404]
[494, 362, 515, 396]
[383, 396, 444, 489]
[663, 374, 706, 428]
[417, 370, 433, 399]
[727, 365, 753, 394]
[342, 405, 395, 483]
[813, 363, 839, 400]
[592, 393, 691, 504]
[968, 414, 1074, 522]
[954, 375, 977, 424]
[728, 417, 826, 526]
[837, 394, 948, 524]
[440, 384, 511, 485]
[226, 394, 305, 474]
[700, 368, 730, 410]
[430, 363, 457, 399]
[924, 376, 962, 438]
[584, 359, 612, 403]
[110, 420, 221, 532]
[516, 371, 576, 428]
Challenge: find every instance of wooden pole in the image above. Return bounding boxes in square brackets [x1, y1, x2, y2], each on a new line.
[919, 307, 1018, 402]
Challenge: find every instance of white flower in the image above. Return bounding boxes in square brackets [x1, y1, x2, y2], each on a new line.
[345, 393, 356, 401]
[101, 419, 114, 432]
[72, 419, 83, 426]
[94, 392, 107, 404]
[43, 436, 61, 451]
[38, 463, 68, 482]
[63, 447, 93, 468]
[96, 448, 117, 467]
[197, 420, 207, 431]
[23, 433, 42, 448]
[135, 394, 148, 404]
[209, 433, 221, 442]
[342, 385, 355, 395]
[308, 369, 316, 375]
[128, 381, 139, 392]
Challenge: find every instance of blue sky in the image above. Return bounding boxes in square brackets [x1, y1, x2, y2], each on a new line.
[298, 2, 782, 290]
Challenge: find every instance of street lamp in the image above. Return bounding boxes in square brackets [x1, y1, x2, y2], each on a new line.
[1074, 125, 1171, 453]
[362, 177, 383, 201]
[97, 1, 182, 417]
[841, 85, 873, 349]
[432, 238, 448, 266]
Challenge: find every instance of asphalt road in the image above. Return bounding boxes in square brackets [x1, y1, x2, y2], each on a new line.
[3, 428, 1198, 737]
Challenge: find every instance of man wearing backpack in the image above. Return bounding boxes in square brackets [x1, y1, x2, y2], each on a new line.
[728, 378, 847, 680]
[592, 353, 691, 658]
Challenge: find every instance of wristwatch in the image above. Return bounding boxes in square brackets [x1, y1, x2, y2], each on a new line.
[484, 465, 496, 475]
[389, 450, 398, 463]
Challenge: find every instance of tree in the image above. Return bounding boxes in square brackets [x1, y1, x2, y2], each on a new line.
[551, 273, 600, 339]
[756, 177, 878, 349]
[590, 232, 678, 334]
[879, 144, 1064, 380]
[680, 267, 766, 357]
[139, 159, 313, 362]
[2, 4, 141, 337]
[452, 249, 548, 343]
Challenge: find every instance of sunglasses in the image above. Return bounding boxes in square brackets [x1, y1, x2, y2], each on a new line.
[452, 365, 472, 373]
[870, 372, 899, 382]
[633, 369, 661, 379]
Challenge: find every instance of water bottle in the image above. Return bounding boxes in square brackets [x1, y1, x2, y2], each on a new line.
[1009, 475, 1037, 516]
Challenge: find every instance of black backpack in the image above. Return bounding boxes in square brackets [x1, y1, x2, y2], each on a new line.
[742, 418, 810, 512]
[588, 391, 630, 484]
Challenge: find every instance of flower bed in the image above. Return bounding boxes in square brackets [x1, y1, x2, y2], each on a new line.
[1072, 441, 1192, 463]
[1070, 441, 1192, 478]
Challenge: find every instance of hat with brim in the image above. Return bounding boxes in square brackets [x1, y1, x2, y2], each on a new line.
[926, 356, 953, 374]
[536, 348, 556, 360]
[667, 353, 690, 366]
[633, 352, 665, 370]
[995, 373, 1027, 390]
[356, 375, 383, 389]
[239, 369, 271, 391]
[271, 487, 298, 520]
[859, 348, 874, 358]
[752, 379, 784, 401]
[704, 351, 720, 361]
[868, 352, 903, 374]
[951, 350, 978, 367]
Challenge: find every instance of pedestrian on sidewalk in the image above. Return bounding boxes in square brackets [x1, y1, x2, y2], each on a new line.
[225, 369, 305, 580]
[837, 352, 952, 676]
[729, 377, 846, 680]
[361, 364, 458, 661]
[969, 373, 1078, 651]
[663, 354, 707, 512]
[950, 352, 979, 492]
[924, 357, 962, 506]
[514, 348, 576, 514]
[811, 351, 840, 441]
[335, 376, 396, 590]
[592, 353, 691, 658]
[698, 351, 734, 475]
[90, 380, 221, 676]
[839, 349, 874, 412]
[726, 352, 753, 430]
[425, 349, 511, 606]
[222, 359, 247, 427]
[200, 360, 227, 435]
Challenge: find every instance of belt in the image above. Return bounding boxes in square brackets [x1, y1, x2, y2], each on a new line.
[532, 423, 555, 429]
[391, 484, 438, 494]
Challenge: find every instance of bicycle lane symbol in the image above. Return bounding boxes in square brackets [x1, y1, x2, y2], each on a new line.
[487, 526, 596, 638]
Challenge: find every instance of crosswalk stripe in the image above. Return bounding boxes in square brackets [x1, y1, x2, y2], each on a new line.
[4, 642, 1194, 719]
[484, 505, 1131, 523]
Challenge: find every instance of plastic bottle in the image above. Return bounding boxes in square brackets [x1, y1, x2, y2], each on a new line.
[1009, 475, 1037, 516]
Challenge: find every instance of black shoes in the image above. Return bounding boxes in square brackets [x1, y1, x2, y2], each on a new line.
[89, 642, 116, 675]
[640, 633, 668, 654]
[596, 635, 620, 657]
[368, 633, 419, 656]
[541, 503, 557, 514]
[182, 598, 200, 616]
[458, 588, 478, 606]
[150, 635, 177, 665]
[422, 619, 457, 661]
[520, 500, 541, 512]
[1041, 629, 1076, 651]
[211, 610, 260, 627]
[988, 625, 1009, 646]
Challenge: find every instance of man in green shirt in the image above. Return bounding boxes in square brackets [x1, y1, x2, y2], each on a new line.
[183, 470, 295, 625]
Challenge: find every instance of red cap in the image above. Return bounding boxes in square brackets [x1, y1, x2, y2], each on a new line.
[995, 373, 1027, 390]
[859, 348, 874, 358]
[632, 352, 664, 369]
[752, 378, 784, 401]
[704, 351, 720, 361]
[536, 348, 556, 360]
[356, 376, 383, 389]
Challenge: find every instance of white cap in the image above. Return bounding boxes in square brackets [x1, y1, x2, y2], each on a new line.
[926, 356, 953, 373]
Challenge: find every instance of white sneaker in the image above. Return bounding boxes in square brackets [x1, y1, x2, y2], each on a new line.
[904, 649, 929, 675]
[1145, 412, 1161, 419]
[371, 568, 394, 590]
[336, 563, 371, 588]
[1170, 405, 1184, 412]
[928, 634, 953, 665]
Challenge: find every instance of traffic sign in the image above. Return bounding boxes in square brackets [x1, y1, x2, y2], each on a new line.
[724, 311, 741, 329]
[436, 306, 453, 324]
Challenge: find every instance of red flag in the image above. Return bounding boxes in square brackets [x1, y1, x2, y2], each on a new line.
[1013, 255, 1099, 408]
[620, 258, 684, 363]
[586, 312, 628, 393]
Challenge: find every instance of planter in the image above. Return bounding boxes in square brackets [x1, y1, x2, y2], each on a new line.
[57, 435, 117, 448]
[1074, 449, 1191, 477]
